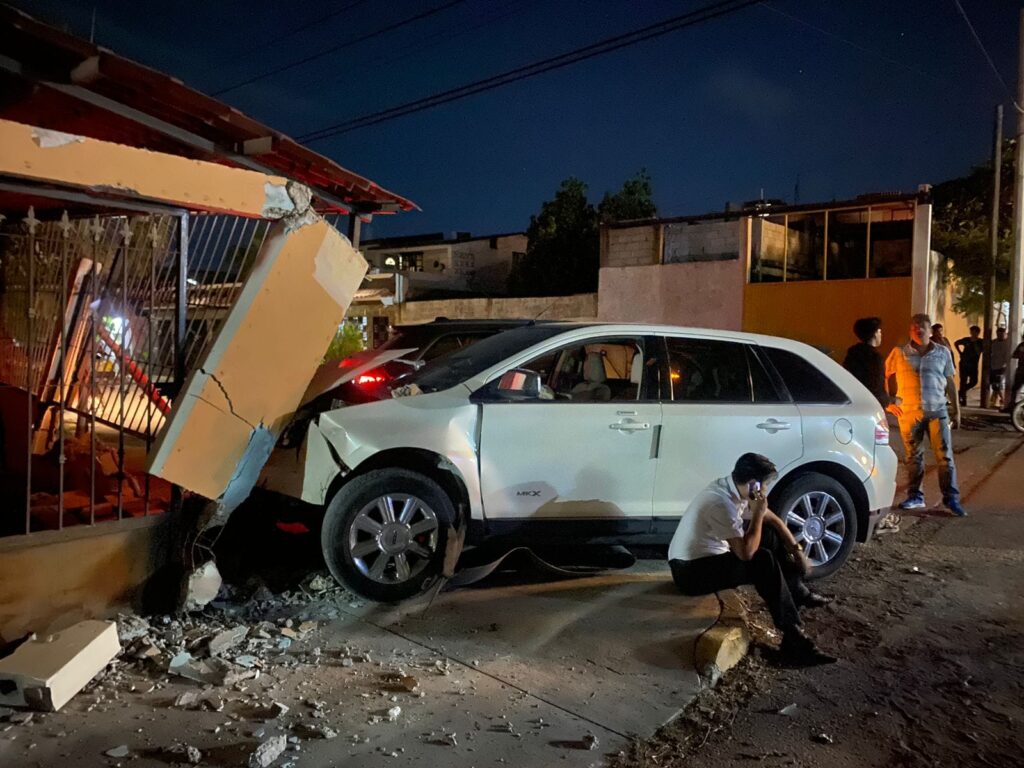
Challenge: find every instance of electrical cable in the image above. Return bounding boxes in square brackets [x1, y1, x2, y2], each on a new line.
[246, 0, 371, 52]
[297, 0, 759, 142]
[213, 0, 467, 96]
[951, 0, 1023, 113]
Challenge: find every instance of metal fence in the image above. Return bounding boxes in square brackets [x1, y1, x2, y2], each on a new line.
[0, 208, 272, 537]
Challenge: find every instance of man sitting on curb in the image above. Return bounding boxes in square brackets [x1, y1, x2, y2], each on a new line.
[668, 453, 837, 667]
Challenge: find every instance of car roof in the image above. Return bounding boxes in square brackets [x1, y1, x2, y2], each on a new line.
[394, 319, 541, 332]
[499, 321, 825, 350]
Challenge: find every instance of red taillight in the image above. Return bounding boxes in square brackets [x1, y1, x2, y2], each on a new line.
[874, 417, 889, 445]
[355, 369, 388, 386]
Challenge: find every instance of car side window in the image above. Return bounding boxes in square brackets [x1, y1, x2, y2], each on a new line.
[508, 336, 653, 402]
[664, 338, 752, 403]
[422, 332, 490, 362]
[748, 347, 788, 403]
[761, 347, 849, 404]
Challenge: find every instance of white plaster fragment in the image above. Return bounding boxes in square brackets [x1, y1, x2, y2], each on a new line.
[261, 182, 296, 218]
[31, 127, 85, 148]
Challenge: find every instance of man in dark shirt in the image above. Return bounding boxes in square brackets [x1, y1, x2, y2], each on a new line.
[843, 317, 889, 408]
[954, 325, 982, 407]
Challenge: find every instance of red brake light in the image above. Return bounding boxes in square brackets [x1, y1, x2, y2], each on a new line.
[355, 369, 389, 386]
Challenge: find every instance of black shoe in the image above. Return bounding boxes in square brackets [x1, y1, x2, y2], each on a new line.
[779, 628, 838, 667]
[799, 591, 834, 610]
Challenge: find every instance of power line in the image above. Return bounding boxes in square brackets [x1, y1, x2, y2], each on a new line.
[297, 0, 759, 142]
[314, 0, 541, 90]
[951, 0, 1023, 113]
[213, 0, 467, 96]
[249, 0, 371, 52]
[760, 1, 943, 85]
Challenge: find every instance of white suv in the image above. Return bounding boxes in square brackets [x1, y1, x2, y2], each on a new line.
[276, 323, 897, 602]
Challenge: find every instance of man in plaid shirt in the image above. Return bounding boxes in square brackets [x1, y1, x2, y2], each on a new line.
[885, 313, 966, 517]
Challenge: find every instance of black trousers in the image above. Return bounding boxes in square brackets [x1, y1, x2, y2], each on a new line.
[669, 526, 804, 632]
[959, 362, 979, 399]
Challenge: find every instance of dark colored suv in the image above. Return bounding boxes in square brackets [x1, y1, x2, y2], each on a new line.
[331, 319, 536, 405]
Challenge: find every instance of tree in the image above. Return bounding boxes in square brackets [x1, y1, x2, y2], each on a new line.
[323, 321, 365, 362]
[598, 169, 657, 223]
[509, 177, 599, 297]
[932, 140, 1015, 318]
[508, 172, 657, 297]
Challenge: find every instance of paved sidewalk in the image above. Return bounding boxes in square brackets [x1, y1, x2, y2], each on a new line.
[0, 562, 722, 768]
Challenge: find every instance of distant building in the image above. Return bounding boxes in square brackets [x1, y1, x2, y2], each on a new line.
[352, 231, 528, 346]
[598, 188, 972, 360]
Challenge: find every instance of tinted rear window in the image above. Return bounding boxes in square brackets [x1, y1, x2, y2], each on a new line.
[761, 347, 849, 404]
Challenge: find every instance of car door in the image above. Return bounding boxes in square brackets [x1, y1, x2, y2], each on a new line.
[652, 335, 804, 534]
[476, 334, 662, 531]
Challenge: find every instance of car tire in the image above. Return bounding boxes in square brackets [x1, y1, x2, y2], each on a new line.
[321, 468, 454, 602]
[773, 472, 857, 581]
[1012, 401, 1024, 433]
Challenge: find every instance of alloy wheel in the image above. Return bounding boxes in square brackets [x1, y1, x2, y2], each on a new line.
[348, 493, 439, 584]
[784, 491, 846, 567]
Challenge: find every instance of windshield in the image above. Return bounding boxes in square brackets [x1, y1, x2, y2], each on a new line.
[397, 324, 574, 393]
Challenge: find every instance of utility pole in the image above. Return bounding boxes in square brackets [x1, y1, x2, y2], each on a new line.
[982, 104, 1003, 409]
[1010, 8, 1024, 404]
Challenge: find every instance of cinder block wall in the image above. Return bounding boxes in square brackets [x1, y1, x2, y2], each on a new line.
[602, 225, 660, 268]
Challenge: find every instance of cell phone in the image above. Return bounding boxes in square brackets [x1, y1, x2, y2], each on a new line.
[748, 480, 762, 499]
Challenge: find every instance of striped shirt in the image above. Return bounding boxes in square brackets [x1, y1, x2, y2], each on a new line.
[885, 343, 954, 413]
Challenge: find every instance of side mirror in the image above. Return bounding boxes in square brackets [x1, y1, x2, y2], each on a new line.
[494, 368, 544, 400]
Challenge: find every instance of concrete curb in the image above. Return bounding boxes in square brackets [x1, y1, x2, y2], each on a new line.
[694, 590, 750, 675]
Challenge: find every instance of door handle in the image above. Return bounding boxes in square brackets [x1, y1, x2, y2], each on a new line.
[756, 419, 791, 432]
[610, 421, 651, 431]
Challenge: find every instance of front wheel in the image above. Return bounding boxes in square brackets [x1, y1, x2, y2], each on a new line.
[321, 469, 455, 602]
[773, 472, 857, 581]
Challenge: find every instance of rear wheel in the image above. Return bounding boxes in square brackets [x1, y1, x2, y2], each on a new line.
[321, 468, 454, 602]
[1012, 401, 1024, 433]
[774, 472, 857, 581]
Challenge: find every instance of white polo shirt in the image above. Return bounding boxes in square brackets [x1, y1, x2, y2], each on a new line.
[668, 476, 747, 561]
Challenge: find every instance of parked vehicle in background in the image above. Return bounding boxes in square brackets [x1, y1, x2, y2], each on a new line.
[273, 323, 898, 602]
[324, 318, 536, 405]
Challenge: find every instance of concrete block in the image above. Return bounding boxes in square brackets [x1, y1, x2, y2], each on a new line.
[0, 620, 120, 711]
[693, 591, 749, 674]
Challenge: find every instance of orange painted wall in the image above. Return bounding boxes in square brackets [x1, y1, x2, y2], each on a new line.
[742, 277, 914, 361]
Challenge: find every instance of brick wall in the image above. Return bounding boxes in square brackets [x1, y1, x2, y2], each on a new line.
[663, 220, 740, 263]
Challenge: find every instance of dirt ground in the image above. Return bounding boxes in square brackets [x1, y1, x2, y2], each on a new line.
[614, 426, 1024, 768]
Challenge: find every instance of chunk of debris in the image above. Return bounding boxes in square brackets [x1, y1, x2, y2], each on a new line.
[386, 706, 401, 722]
[168, 743, 203, 764]
[0, 620, 120, 712]
[297, 723, 338, 740]
[174, 691, 201, 709]
[249, 734, 287, 768]
[209, 626, 249, 657]
[116, 615, 152, 645]
[297, 621, 318, 635]
[183, 561, 223, 612]
[104, 745, 130, 758]
[307, 575, 333, 593]
[10, 711, 34, 724]
[778, 703, 798, 716]
[429, 731, 458, 747]
[380, 673, 419, 693]
[813, 732, 834, 744]
[268, 701, 289, 719]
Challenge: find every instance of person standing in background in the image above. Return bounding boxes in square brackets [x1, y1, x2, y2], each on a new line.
[843, 317, 889, 408]
[990, 327, 1010, 410]
[931, 324, 953, 356]
[954, 325, 983, 407]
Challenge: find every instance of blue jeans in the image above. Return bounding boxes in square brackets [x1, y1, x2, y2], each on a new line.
[898, 410, 960, 504]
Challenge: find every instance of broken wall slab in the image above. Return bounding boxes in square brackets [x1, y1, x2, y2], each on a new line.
[0, 118, 295, 217]
[147, 218, 366, 504]
[0, 619, 120, 711]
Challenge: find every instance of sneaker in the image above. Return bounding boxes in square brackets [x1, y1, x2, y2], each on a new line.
[799, 591, 834, 610]
[947, 500, 968, 517]
[779, 628, 838, 667]
[898, 496, 926, 511]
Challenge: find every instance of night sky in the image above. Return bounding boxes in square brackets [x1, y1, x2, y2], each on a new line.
[17, 0, 1022, 239]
